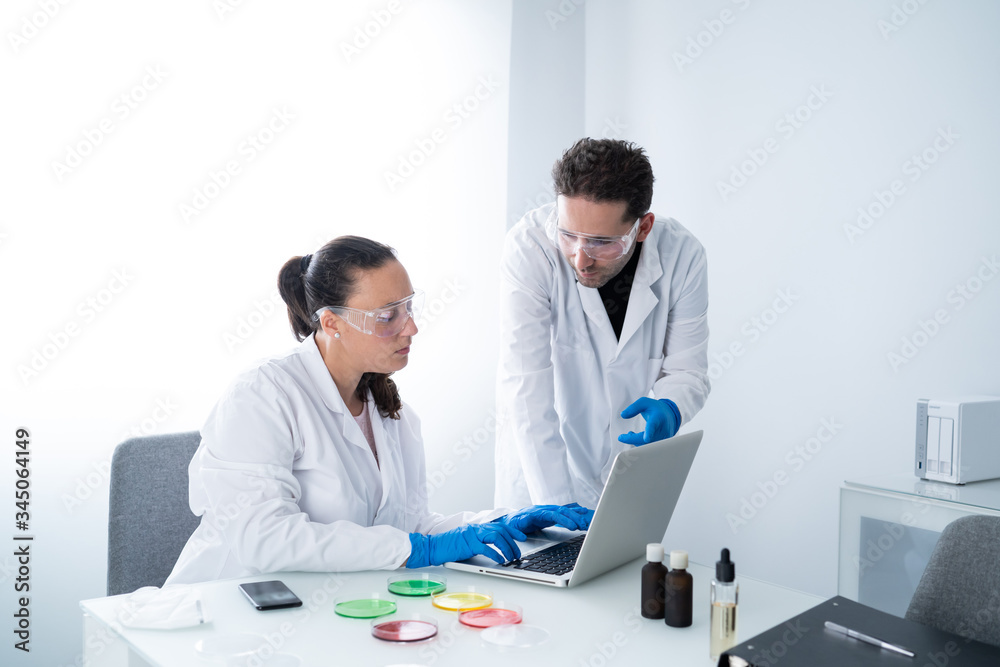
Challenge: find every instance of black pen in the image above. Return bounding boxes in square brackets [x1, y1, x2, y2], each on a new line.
[824, 621, 915, 658]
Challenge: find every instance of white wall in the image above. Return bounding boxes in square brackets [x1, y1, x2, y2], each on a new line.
[0, 1, 510, 664]
[583, 0, 1000, 596]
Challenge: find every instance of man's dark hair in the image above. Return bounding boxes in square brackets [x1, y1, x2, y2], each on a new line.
[551, 138, 654, 223]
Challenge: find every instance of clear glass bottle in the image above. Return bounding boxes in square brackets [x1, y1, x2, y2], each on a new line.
[640, 543, 667, 619]
[710, 548, 738, 659]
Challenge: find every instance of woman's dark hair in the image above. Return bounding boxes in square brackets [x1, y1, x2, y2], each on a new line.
[552, 138, 654, 223]
[277, 236, 403, 419]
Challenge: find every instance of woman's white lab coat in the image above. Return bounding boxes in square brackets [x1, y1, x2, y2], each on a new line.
[166, 334, 503, 585]
[494, 203, 710, 510]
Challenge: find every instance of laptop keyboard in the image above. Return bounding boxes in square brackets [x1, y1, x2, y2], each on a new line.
[503, 534, 586, 576]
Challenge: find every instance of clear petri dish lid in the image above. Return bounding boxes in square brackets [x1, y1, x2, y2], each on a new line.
[480, 623, 550, 649]
[194, 633, 301, 666]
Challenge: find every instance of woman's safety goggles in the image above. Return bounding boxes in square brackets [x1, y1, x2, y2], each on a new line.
[313, 290, 424, 338]
[545, 208, 641, 261]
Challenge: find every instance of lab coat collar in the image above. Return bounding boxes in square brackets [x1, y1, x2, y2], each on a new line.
[299, 333, 349, 416]
[617, 224, 663, 351]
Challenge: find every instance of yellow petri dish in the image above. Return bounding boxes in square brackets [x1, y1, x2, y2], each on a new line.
[431, 588, 493, 612]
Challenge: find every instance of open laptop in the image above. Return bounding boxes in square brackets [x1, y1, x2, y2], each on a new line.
[445, 430, 702, 587]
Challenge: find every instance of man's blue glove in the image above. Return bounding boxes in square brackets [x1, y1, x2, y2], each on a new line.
[407, 523, 522, 568]
[618, 398, 681, 446]
[492, 503, 594, 539]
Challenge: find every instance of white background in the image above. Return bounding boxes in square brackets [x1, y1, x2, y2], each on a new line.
[2, 1, 999, 665]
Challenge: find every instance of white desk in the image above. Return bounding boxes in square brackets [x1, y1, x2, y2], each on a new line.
[81, 559, 823, 666]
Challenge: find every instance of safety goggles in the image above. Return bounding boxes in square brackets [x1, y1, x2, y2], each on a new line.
[545, 208, 641, 261]
[313, 290, 424, 338]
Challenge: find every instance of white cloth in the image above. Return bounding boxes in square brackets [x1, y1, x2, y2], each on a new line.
[495, 203, 710, 509]
[119, 586, 208, 630]
[166, 334, 505, 585]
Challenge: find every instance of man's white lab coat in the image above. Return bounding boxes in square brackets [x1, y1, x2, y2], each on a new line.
[494, 203, 710, 510]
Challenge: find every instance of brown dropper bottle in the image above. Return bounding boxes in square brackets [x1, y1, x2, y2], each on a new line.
[664, 549, 693, 627]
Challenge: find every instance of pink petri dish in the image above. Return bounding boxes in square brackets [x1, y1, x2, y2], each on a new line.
[459, 604, 523, 628]
[371, 616, 438, 643]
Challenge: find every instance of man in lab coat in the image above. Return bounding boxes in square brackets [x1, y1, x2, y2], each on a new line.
[495, 138, 710, 509]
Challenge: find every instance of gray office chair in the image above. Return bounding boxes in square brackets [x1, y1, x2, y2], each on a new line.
[905, 514, 1000, 647]
[107, 431, 202, 596]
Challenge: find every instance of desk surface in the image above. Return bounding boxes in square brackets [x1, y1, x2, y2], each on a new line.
[81, 559, 823, 666]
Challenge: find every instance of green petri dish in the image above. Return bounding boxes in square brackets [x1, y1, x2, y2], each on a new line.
[334, 597, 397, 619]
[387, 574, 447, 597]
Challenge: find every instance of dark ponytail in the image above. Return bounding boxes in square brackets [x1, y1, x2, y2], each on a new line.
[277, 236, 404, 419]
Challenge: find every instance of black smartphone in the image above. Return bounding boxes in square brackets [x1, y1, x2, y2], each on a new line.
[238, 580, 303, 611]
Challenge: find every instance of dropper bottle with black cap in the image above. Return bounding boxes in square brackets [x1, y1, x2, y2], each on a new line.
[709, 548, 739, 659]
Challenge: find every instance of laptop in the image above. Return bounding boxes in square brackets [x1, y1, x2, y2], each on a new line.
[445, 430, 702, 587]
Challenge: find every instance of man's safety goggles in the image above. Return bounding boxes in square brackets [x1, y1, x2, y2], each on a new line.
[313, 290, 424, 338]
[545, 208, 641, 261]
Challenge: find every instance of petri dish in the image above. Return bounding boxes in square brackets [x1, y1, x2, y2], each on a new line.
[431, 587, 492, 611]
[334, 593, 397, 619]
[459, 602, 522, 628]
[194, 633, 267, 660]
[371, 614, 439, 643]
[481, 623, 550, 648]
[386, 573, 447, 597]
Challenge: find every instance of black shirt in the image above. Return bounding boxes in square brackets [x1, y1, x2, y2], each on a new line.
[598, 242, 643, 340]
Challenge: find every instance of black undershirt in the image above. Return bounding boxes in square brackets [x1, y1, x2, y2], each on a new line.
[597, 241, 643, 340]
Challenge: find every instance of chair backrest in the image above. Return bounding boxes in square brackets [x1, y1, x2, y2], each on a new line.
[905, 514, 1000, 647]
[107, 431, 202, 596]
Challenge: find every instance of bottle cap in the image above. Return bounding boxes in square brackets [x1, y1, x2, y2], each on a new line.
[716, 548, 735, 582]
[669, 550, 688, 569]
[646, 543, 665, 562]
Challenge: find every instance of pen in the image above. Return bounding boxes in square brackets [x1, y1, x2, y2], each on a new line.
[824, 621, 915, 658]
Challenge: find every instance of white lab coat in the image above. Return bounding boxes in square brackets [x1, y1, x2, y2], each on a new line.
[166, 334, 504, 585]
[494, 203, 710, 510]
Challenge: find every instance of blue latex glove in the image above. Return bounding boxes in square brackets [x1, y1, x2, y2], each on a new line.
[492, 503, 594, 539]
[407, 523, 522, 568]
[618, 398, 681, 446]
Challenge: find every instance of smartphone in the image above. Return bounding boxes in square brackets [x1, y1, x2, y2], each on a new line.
[238, 580, 303, 611]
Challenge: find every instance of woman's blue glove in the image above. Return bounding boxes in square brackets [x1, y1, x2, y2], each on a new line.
[492, 503, 594, 539]
[618, 398, 681, 446]
[407, 523, 522, 568]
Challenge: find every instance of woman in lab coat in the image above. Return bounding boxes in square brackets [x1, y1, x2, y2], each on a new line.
[166, 236, 590, 585]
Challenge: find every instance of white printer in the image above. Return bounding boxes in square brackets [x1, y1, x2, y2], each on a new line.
[915, 396, 1000, 484]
